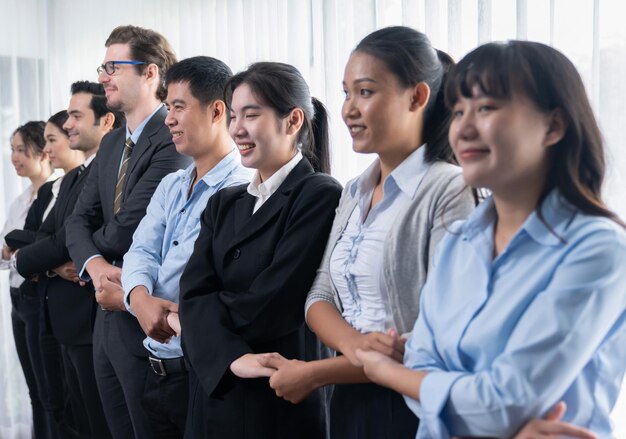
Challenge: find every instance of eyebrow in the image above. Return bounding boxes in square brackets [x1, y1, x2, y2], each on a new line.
[234, 104, 263, 112]
[169, 98, 187, 106]
[68, 110, 83, 115]
[342, 77, 378, 86]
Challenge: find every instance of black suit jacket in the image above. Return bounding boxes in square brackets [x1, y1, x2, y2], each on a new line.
[66, 106, 190, 356]
[179, 158, 341, 435]
[16, 165, 98, 345]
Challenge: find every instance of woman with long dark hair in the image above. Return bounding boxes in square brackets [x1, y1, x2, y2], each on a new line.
[356, 41, 625, 439]
[257, 26, 475, 438]
[178, 62, 342, 438]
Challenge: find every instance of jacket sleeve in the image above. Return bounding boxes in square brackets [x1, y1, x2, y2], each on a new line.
[180, 176, 341, 398]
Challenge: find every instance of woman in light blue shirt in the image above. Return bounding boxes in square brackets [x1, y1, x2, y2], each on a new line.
[356, 41, 626, 439]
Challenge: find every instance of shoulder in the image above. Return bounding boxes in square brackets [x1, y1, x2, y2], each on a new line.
[564, 210, 626, 253]
[99, 126, 125, 148]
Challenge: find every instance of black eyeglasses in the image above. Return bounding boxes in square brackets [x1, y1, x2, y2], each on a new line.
[97, 60, 145, 76]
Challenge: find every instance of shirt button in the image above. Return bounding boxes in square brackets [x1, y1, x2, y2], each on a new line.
[233, 248, 241, 259]
[180, 208, 186, 214]
[173, 241, 179, 246]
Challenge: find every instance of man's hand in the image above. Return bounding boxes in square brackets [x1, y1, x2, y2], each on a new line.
[52, 261, 80, 283]
[257, 353, 316, 404]
[95, 274, 126, 312]
[129, 286, 178, 343]
[230, 354, 276, 379]
[86, 257, 121, 290]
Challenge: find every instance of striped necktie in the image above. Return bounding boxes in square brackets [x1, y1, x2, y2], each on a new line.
[77, 164, 86, 176]
[113, 137, 134, 214]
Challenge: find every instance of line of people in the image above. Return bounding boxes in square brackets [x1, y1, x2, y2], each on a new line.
[1, 23, 624, 439]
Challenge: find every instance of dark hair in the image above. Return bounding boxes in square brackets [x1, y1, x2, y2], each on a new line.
[12, 121, 46, 157]
[70, 80, 125, 129]
[47, 110, 69, 136]
[165, 56, 233, 108]
[225, 62, 331, 174]
[445, 40, 623, 226]
[354, 26, 456, 164]
[105, 25, 177, 101]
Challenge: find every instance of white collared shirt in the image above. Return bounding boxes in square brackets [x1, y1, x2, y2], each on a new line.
[247, 151, 303, 214]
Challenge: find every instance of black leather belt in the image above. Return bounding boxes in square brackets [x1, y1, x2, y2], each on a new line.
[148, 356, 188, 376]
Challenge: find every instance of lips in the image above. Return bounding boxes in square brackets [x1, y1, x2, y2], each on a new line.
[457, 148, 490, 161]
[171, 131, 183, 140]
[347, 125, 366, 137]
[237, 144, 255, 155]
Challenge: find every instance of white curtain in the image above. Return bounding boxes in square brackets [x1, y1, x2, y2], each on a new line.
[1, 0, 624, 437]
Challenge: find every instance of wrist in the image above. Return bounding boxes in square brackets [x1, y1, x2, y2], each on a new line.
[129, 286, 150, 309]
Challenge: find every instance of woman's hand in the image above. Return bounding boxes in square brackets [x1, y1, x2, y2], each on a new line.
[166, 312, 181, 336]
[230, 353, 276, 379]
[512, 402, 596, 439]
[355, 347, 401, 385]
[257, 353, 317, 404]
[339, 328, 405, 367]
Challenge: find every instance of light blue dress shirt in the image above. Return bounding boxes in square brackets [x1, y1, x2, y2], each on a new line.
[404, 190, 626, 438]
[329, 146, 430, 333]
[122, 149, 251, 358]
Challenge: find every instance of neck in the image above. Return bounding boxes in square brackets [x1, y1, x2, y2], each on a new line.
[83, 144, 99, 160]
[29, 167, 53, 193]
[492, 175, 547, 254]
[377, 144, 420, 184]
[125, 97, 161, 132]
[194, 135, 235, 182]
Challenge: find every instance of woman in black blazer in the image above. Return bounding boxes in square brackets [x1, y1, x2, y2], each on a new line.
[178, 62, 342, 438]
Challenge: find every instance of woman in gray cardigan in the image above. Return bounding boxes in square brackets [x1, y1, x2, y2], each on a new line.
[257, 27, 475, 438]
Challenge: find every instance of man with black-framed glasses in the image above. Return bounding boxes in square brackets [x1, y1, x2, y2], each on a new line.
[66, 25, 189, 438]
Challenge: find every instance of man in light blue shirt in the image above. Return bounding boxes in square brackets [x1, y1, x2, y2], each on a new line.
[120, 56, 251, 437]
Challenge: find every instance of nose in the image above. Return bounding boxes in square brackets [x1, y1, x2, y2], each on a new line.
[98, 70, 109, 84]
[63, 118, 72, 132]
[229, 117, 245, 140]
[165, 109, 175, 128]
[341, 96, 359, 123]
[453, 110, 478, 142]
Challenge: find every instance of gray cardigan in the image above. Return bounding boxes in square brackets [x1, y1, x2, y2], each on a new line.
[305, 160, 476, 335]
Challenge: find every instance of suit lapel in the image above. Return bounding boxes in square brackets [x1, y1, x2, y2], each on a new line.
[226, 158, 314, 252]
[126, 106, 168, 177]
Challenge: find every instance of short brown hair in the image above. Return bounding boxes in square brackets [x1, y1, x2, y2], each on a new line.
[105, 25, 177, 101]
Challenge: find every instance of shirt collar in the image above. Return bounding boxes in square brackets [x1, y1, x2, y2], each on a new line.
[126, 104, 163, 144]
[350, 145, 429, 199]
[83, 154, 96, 168]
[248, 151, 303, 198]
[183, 148, 242, 188]
[461, 189, 576, 247]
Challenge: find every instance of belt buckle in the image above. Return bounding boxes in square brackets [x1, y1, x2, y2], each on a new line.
[149, 357, 167, 376]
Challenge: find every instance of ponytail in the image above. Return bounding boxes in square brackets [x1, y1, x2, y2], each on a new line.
[423, 50, 456, 164]
[303, 97, 331, 174]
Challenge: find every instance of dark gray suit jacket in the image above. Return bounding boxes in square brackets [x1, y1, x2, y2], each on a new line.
[66, 106, 190, 356]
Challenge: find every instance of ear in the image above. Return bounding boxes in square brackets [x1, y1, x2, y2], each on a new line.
[100, 112, 116, 132]
[211, 100, 226, 124]
[544, 108, 567, 148]
[286, 108, 304, 135]
[409, 82, 431, 111]
[144, 63, 159, 82]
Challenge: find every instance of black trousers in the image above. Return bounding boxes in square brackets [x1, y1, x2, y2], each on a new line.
[92, 309, 152, 439]
[10, 287, 52, 438]
[329, 382, 419, 439]
[142, 363, 188, 438]
[62, 344, 111, 438]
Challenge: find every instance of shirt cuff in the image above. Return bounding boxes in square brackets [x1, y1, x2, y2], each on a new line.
[80, 254, 102, 281]
[123, 279, 154, 315]
[417, 370, 464, 437]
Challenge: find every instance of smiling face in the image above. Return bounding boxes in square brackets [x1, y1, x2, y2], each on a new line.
[164, 81, 218, 158]
[97, 43, 143, 113]
[229, 82, 298, 180]
[449, 87, 556, 194]
[64, 92, 104, 155]
[43, 122, 77, 171]
[342, 51, 423, 156]
[10, 132, 45, 178]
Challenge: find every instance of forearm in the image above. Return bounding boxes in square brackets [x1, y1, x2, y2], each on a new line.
[308, 355, 369, 388]
[307, 301, 361, 353]
[373, 362, 426, 400]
